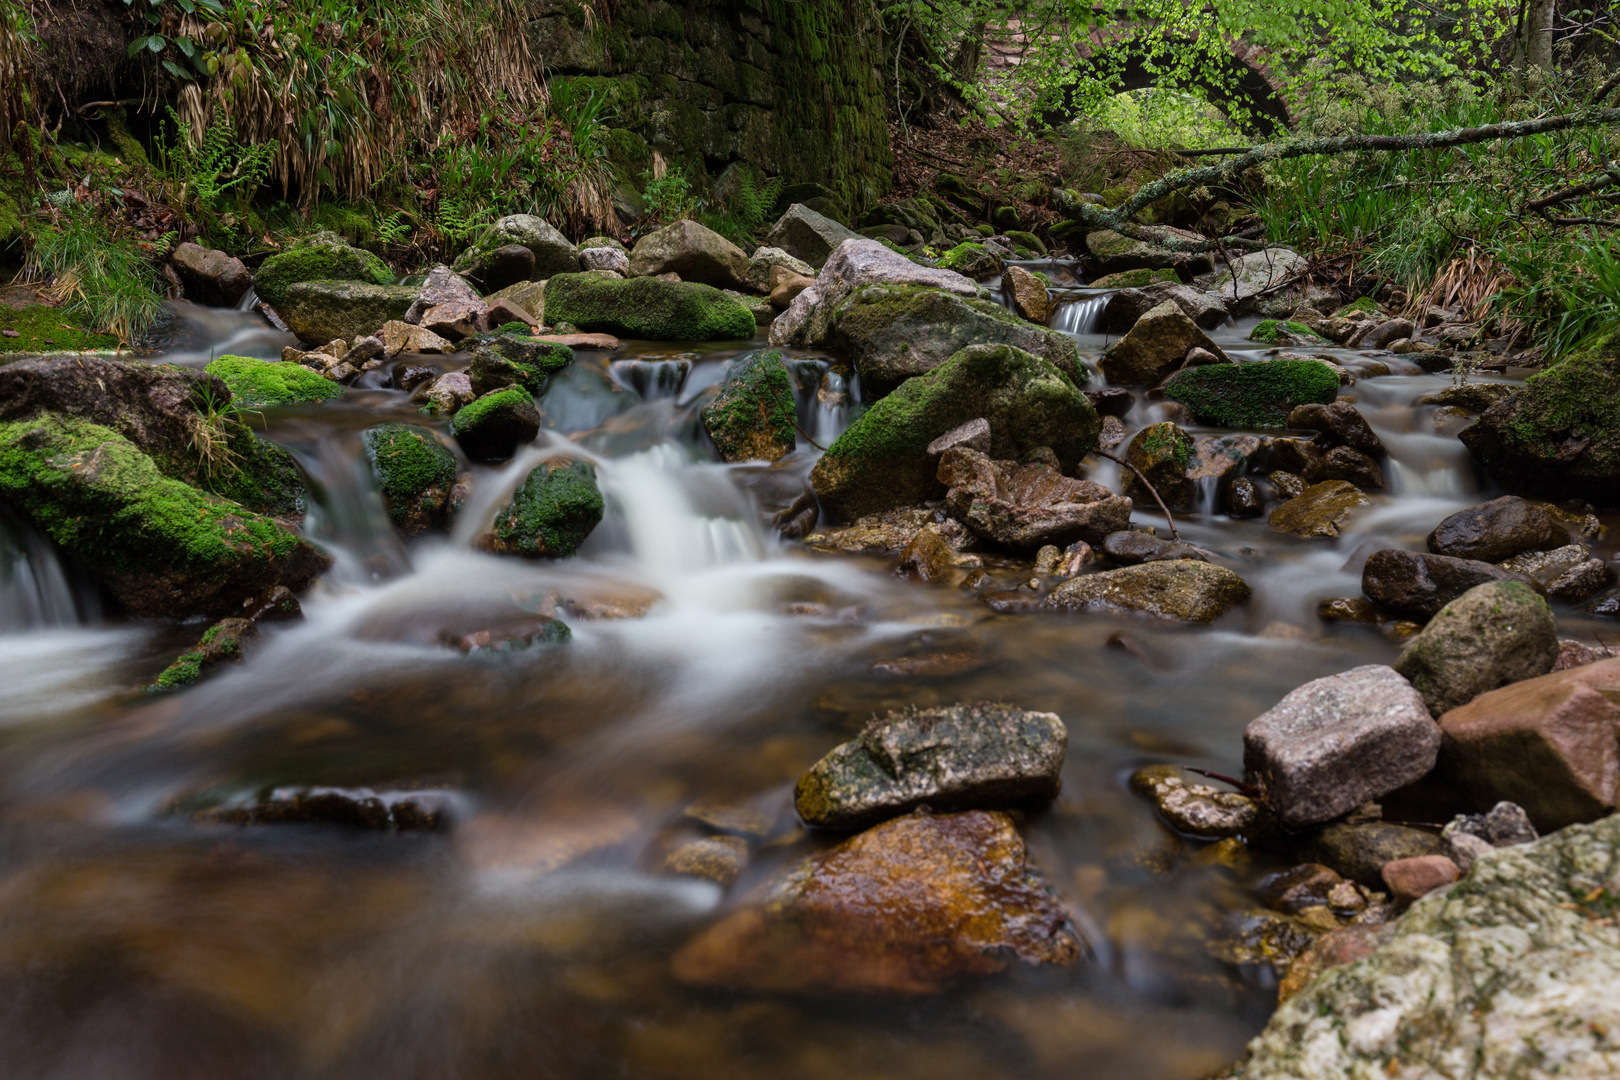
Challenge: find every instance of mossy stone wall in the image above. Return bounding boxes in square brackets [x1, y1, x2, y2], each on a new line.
[533, 0, 891, 213]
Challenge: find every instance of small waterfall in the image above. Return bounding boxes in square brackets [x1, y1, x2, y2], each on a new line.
[1051, 294, 1110, 335]
[0, 511, 94, 633]
[236, 287, 260, 312]
[292, 434, 412, 587]
[1195, 475, 1222, 518]
[611, 359, 691, 400]
[813, 369, 852, 446]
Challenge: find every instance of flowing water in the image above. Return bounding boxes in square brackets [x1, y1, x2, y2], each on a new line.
[0, 284, 1611, 1080]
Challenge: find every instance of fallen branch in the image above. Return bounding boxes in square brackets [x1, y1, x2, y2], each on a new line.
[1092, 448, 1180, 540]
[1052, 104, 1620, 254]
[795, 422, 826, 451]
[1170, 146, 1253, 157]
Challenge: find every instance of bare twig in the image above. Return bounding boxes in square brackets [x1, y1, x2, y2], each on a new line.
[1093, 448, 1180, 540]
[795, 422, 826, 451]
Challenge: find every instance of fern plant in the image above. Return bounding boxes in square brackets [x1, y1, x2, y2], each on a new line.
[728, 169, 784, 231]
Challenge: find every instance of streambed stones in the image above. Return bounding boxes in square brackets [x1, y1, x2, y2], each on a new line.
[1044, 561, 1251, 622]
[795, 702, 1067, 829]
[1393, 580, 1557, 716]
[671, 809, 1080, 994]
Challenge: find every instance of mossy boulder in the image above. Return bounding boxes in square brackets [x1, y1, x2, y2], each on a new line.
[827, 284, 1082, 398]
[468, 335, 575, 396]
[150, 617, 256, 691]
[1163, 359, 1340, 428]
[482, 458, 604, 558]
[0, 415, 328, 617]
[1330, 296, 1381, 319]
[0, 305, 119, 354]
[701, 350, 797, 462]
[936, 242, 1002, 280]
[1122, 421, 1198, 511]
[542, 273, 756, 341]
[1005, 229, 1047, 256]
[810, 343, 1100, 522]
[253, 233, 393, 308]
[449, 386, 541, 462]
[453, 214, 579, 285]
[280, 280, 420, 344]
[1084, 228, 1212, 278]
[1393, 580, 1557, 716]
[362, 423, 459, 535]
[1251, 319, 1327, 346]
[1089, 268, 1180, 288]
[1459, 352, 1620, 503]
[205, 356, 343, 409]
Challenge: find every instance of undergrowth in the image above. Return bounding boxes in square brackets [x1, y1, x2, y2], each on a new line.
[22, 201, 169, 343]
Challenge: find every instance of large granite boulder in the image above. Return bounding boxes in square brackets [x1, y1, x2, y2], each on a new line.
[1243, 813, 1620, 1079]
[1243, 665, 1439, 828]
[542, 273, 756, 341]
[762, 203, 863, 269]
[1043, 561, 1251, 622]
[671, 810, 1080, 994]
[1394, 580, 1558, 715]
[1163, 358, 1341, 428]
[827, 284, 1083, 397]
[810, 344, 1099, 522]
[938, 446, 1131, 551]
[701, 350, 797, 462]
[280, 281, 419, 344]
[769, 238, 977, 349]
[1438, 657, 1620, 830]
[627, 219, 750, 289]
[795, 702, 1067, 829]
[1099, 301, 1229, 386]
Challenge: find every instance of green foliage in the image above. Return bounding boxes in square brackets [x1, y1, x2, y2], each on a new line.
[1498, 236, 1620, 360]
[151, 106, 275, 246]
[22, 202, 168, 343]
[641, 168, 707, 226]
[205, 356, 343, 409]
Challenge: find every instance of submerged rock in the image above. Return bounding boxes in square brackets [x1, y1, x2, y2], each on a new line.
[827, 283, 1082, 397]
[1438, 656, 1620, 830]
[1243, 813, 1620, 1079]
[1394, 580, 1557, 716]
[1129, 764, 1259, 838]
[362, 423, 458, 535]
[1427, 495, 1568, 563]
[449, 386, 541, 462]
[1361, 549, 1529, 620]
[1044, 560, 1251, 622]
[1162, 358, 1340, 428]
[481, 458, 604, 558]
[938, 446, 1130, 551]
[1243, 665, 1438, 828]
[795, 702, 1067, 829]
[810, 343, 1099, 522]
[198, 786, 457, 831]
[543, 273, 756, 341]
[700, 350, 799, 462]
[671, 810, 1080, 994]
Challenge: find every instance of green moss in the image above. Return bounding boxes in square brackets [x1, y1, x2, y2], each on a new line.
[206, 356, 343, 409]
[1163, 359, 1341, 428]
[451, 386, 534, 436]
[1330, 296, 1380, 318]
[1089, 268, 1179, 288]
[0, 416, 302, 581]
[1141, 422, 1195, 472]
[1250, 319, 1325, 345]
[154, 652, 206, 690]
[487, 459, 605, 558]
[1005, 229, 1047, 256]
[362, 423, 458, 530]
[253, 240, 393, 307]
[0, 305, 120, 354]
[1502, 355, 1620, 470]
[701, 350, 797, 462]
[469, 335, 574, 396]
[208, 430, 308, 519]
[543, 273, 756, 341]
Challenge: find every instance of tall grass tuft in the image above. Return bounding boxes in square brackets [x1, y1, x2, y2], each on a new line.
[24, 203, 169, 344]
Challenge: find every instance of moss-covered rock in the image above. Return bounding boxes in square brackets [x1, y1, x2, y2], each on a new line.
[253, 233, 394, 308]
[701, 350, 797, 462]
[453, 214, 579, 284]
[449, 386, 541, 462]
[827, 284, 1082, 397]
[542, 272, 756, 341]
[468, 335, 575, 397]
[1251, 319, 1327, 345]
[1393, 580, 1557, 716]
[150, 617, 256, 691]
[936, 242, 1002, 280]
[482, 458, 604, 558]
[1329, 296, 1380, 319]
[1163, 359, 1340, 428]
[0, 415, 328, 617]
[0, 304, 120, 354]
[1089, 268, 1180, 288]
[205, 356, 343, 409]
[1122, 421, 1198, 511]
[1005, 229, 1047, 257]
[280, 280, 420, 344]
[810, 343, 1100, 522]
[1458, 351, 1620, 503]
[362, 423, 458, 535]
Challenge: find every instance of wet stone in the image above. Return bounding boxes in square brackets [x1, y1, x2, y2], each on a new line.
[1547, 558, 1617, 604]
[1101, 530, 1208, 566]
[1380, 854, 1460, 906]
[1085, 387, 1134, 418]
[1304, 446, 1385, 491]
[1224, 475, 1263, 517]
[1317, 597, 1380, 624]
[1304, 822, 1444, 888]
[1287, 401, 1385, 457]
[927, 417, 992, 458]
[1129, 765, 1259, 838]
[1427, 496, 1568, 563]
[794, 701, 1067, 829]
[197, 787, 459, 831]
[1045, 560, 1252, 622]
[1393, 580, 1557, 716]
[1268, 470, 1306, 501]
[1268, 480, 1369, 539]
[671, 810, 1081, 995]
[939, 446, 1131, 552]
[1361, 549, 1530, 621]
[1257, 863, 1349, 915]
[664, 835, 750, 887]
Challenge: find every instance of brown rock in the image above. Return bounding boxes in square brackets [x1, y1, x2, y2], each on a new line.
[1268, 480, 1369, 538]
[1277, 924, 1392, 1001]
[1305, 445, 1385, 491]
[171, 242, 251, 307]
[482, 297, 537, 329]
[536, 333, 620, 351]
[1380, 854, 1460, 905]
[670, 810, 1080, 994]
[1287, 402, 1386, 457]
[1361, 549, 1530, 620]
[421, 300, 484, 341]
[1099, 301, 1230, 386]
[1122, 421, 1197, 512]
[664, 835, 750, 887]
[939, 446, 1131, 551]
[1427, 496, 1568, 563]
[769, 274, 816, 310]
[1002, 265, 1051, 323]
[378, 320, 454, 357]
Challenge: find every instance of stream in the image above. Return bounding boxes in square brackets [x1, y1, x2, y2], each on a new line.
[0, 274, 1607, 1080]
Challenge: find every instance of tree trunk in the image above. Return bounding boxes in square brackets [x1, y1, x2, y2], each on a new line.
[1524, 0, 1556, 72]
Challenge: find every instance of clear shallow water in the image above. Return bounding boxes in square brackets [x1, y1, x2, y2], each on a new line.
[0, 295, 1605, 1080]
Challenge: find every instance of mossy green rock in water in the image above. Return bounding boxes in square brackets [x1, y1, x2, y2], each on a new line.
[1250, 319, 1326, 345]
[362, 423, 458, 535]
[541, 273, 756, 342]
[936, 242, 1002, 279]
[1088, 268, 1180, 289]
[1122, 421, 1197, 512]
[280, 281, 420, 344]
[205, 356, 343, 409]
[0, 305, 119, 353]
[483, 458, 604, 558]
[1163, 359, 1340, 428]
[701, 350, 797, 462]
[468, 335, 574, 397]
[828, 284, 1082, 397]
[450, 386, 541, 462]
[253, 233, 394, 307]
[795, 702, 1067, 829]
[1459, 351, 1620, 503]
[1243, 813, 1620, 1079]
[810, 343, 1099, 522]
[1393, 580, 1557, 716]
[0, 415, 328, 617]
[151, 617, 256, 691]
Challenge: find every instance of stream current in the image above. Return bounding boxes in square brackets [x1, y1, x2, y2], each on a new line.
[0, 273, 1608, 1080]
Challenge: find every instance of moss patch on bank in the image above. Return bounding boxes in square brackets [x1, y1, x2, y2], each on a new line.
[0, 305, 120, 354]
